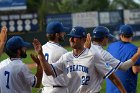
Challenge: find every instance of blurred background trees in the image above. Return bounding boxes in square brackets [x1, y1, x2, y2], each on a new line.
[26, 0, 140, 31]
[27, 0, 140, 16]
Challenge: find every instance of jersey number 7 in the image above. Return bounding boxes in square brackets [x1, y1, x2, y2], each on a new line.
[4, 71, 10, 89]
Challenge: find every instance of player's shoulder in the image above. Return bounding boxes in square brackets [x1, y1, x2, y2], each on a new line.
[108, 40, 120, 47]
[92, 44, 104, 52]
[61, 51, 72, 57]
[109, 40, 136, 47]
[8, 59, 26, 68]
[88, 48, 104, 64]
[14, 60, 28, 71]
[58, 51, 73, 61]
[89, 44, 98, 52]
[127, 42, 137, 48]
[42, 42, 50, 49]
[0, 58, 10, 63]
[108, 41, 137, 53]
[42, 42, 67, 51]
[53, 51, 72, 64]
[108, 41, 124, 50]
[83, 48, 99, 60]
[0, 58, 11, 68]
[42, 43, 47, 48]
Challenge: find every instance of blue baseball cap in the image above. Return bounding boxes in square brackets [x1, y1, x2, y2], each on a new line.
[6, 36, 31, 51]
[92, 26, 114, 39]
[67, 26, 86, 38]
[46, 21, 69, 34]
[119, 24, 133, 36]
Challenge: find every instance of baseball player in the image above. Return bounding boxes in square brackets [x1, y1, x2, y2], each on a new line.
[0, 36, 43, 93]
[41, 21, 69, 93]
[84, 26, 140, 93]
[88, 26, 140, 71]
[0, 26, 7, 56]
[33, 26, 128, 93]
[106, 25, 140, 93]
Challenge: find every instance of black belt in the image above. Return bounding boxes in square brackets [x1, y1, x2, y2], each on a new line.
[53, 86, 63, 88]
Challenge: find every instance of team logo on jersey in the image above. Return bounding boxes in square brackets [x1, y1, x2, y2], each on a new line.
[66, 65, 89, 74]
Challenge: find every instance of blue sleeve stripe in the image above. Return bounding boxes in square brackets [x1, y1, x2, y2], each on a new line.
[114, 61, 122, 71]
[103, 68, 115, 79]
[32, 76, 36, 87]
[50, 64, 57, 77]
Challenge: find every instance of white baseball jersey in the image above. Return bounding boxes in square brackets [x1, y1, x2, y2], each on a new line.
[42, 41, 68, 87]
[91, 43, 122, 70]
[0, 58, 37, 93]
[51, 48, 115, 93]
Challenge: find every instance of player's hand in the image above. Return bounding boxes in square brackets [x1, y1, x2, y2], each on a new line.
[137, 47, 140, 56]
[30, 53, 40, 66]
[0, 26, 7, 43]
[84, 33, 92, 49]
[32, 39, 42, 55]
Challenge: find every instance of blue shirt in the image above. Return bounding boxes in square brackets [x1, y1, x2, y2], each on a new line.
[106, 40, 140, 93]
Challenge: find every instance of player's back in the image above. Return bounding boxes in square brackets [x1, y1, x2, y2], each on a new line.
[106, 40, 140, 93]
[42, 42, 67, 64]
[0, 58, 34, 93]
[91, 44, 122, 70]
[42, 42, 68, 86]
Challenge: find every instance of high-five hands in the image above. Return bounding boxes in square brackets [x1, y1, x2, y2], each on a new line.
[0, 26, 7, 43]
[84, 33, 92, 49]
[32, 39, 42, 55]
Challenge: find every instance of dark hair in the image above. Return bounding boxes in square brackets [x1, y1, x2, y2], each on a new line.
[92, 36, 107, 42]
[5, 47, 21, 58]
[121, 34, 133, 38]
[93, 38, 103, 42]
[46, 34, 56, 41]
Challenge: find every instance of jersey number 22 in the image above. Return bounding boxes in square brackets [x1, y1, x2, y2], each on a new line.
[81, 76, 90, 85]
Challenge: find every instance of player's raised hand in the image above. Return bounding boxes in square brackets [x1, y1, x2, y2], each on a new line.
[0, 26, 7, 56]
[32, 39, 42, 54]
[0, 26, 7, 43]
[30, 53, 40, 66]
[84, 33, 92, 49]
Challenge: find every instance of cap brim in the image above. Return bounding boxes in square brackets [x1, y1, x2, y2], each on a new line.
[108, 34, 115, 38]
[22, 42, 31, 47]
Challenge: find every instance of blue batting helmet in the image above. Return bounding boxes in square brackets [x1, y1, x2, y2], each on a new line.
[92, 26, 114, 39]
[119, 24, 133, 36]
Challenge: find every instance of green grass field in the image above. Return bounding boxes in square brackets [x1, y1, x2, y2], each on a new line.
[1, 41, 140, 93]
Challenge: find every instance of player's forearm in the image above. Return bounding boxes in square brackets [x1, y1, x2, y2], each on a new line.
[119, 59, 134, 71]
[119, 52, 140, 71]
[0, 42, 5, 56]
[108, 73, 126, 93]
[38, 52, 55, 76]
[35, 65, 43, 88]
[119, 53, 140, 71]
